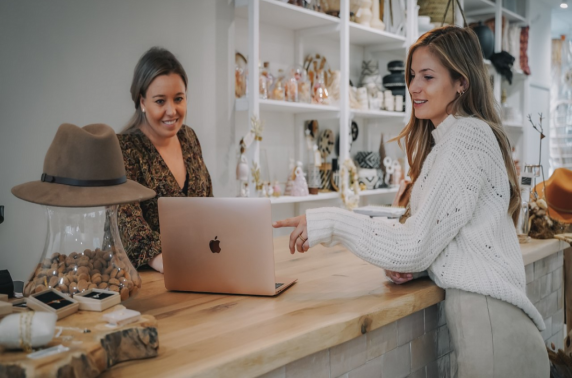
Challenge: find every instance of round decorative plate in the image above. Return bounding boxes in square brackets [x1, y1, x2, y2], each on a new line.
[318, 129, 335, 159]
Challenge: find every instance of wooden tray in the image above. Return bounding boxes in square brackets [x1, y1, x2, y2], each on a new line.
[0, 305, 158, 377]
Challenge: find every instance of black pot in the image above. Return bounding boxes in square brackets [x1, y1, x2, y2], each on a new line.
[387, 60, 405, 73]
[472, 22, 494, 59]
[382, 73, 405, 89]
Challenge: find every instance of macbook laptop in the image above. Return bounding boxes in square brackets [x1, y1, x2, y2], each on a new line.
[158, 197, 297, 296]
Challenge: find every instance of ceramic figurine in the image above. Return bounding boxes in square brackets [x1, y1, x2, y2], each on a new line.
[356, 0, 373, 26]
[291, 163, 309, 197]
[272, 181, 282, 197]
[383, 156, 394, 186]
[265, 182, 274, 197]
[370, 0, 385, 30]
[392, 160, 403, 186]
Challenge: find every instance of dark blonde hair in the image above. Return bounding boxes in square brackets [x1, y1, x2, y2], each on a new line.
[393, 26, 520, 225]
[122, 47, 188, 133]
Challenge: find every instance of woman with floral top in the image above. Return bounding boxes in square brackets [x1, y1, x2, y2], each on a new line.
[117, 47, 212, 273]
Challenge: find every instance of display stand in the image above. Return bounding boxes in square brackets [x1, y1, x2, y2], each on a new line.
[0, 305, 158, 377]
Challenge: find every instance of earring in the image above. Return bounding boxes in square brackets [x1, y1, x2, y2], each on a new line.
[142, 108, 145, 113]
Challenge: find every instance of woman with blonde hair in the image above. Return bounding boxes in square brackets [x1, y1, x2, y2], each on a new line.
[274, 26, 549, 377]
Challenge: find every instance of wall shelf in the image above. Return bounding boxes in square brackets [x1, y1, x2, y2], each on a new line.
[351, 109, 406, 120]
[236, 98, 340, 116]
[235, 0, 340, 30]
[348, 23, 406, 46]
[270, 191, 339, 204]
[270, 187, 398, 205]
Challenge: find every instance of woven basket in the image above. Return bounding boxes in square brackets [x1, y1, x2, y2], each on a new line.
[418, 0, 454, 25]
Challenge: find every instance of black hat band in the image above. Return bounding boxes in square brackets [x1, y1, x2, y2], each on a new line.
[41, 173, 126, 187]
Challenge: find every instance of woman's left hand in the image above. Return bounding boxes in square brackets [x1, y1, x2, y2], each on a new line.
[273, 215, 310, 254]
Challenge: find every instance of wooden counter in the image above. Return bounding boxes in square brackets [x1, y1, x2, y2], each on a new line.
[520, 237, 568, 266]
[101, 236, 444, 378]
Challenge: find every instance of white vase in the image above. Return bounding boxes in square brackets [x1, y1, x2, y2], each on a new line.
[370, 0, 385, 30]
[356, 0, 373, 27]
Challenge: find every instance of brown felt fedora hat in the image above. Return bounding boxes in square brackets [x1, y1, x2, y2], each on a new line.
[532, 168, 572, 224]
[12, 123, 155, 207]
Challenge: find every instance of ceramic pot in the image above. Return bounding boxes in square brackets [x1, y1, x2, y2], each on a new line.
[472, 22, 494, 59]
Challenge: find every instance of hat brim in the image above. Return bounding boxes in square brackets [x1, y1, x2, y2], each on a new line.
[532, 182, 572, 224]
[12, 179, 156, 207]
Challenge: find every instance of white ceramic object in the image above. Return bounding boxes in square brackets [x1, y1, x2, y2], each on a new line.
[358, 168, 378, 190]
[356, 0, 373, 26]
[0, 312, 57, 350]
[370, 0, 385, 30]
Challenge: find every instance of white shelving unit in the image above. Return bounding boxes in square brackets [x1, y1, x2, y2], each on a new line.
[234, 0, 413, 212]
[462, 0, 531, 168]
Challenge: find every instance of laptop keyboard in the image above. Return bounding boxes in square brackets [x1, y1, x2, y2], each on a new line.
[275, 283, 284, 289]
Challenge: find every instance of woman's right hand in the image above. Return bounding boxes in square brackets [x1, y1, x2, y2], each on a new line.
[385, 270, 413, 284]
[149, 253, 164, 273]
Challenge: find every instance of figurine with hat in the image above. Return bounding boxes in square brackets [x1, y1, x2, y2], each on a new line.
[12, 123, 155, 300]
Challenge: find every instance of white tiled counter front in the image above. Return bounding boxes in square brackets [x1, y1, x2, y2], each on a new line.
[259, 238, 568, 378]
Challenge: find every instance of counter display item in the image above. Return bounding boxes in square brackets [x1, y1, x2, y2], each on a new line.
[0, 312, 57, 351]
[27, 289, 79, 320]
[74, 289, 121, 312]
[11, 299, 28, 313]
[24, 206, 141, 301]
[11, 123, 155, 302]
[0, 301, 11, 317]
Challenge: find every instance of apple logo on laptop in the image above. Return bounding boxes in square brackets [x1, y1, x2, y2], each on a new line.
[209, 236, 221, 253]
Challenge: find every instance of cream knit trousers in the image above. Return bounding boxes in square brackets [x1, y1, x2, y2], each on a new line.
[445, 289, 549, 378]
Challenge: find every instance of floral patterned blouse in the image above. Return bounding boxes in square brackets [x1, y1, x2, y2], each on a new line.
[117, 126, 213, 269]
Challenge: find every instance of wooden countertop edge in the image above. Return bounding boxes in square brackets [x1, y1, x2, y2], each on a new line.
[521, 238, 569, 266]
[190, 280, 445, 378]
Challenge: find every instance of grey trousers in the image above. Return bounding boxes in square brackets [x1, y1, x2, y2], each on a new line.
[445, 289, 550, 378]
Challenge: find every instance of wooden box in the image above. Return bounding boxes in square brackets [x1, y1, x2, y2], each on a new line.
[27, 289, 79, 319]
[74, 289, 120, 311]
[11, 298, 28, 313]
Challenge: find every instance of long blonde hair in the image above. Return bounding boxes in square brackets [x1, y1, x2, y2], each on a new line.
[393, 26, 520, 225]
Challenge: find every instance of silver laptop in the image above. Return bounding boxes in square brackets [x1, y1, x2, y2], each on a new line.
[158, 197, 297, 296]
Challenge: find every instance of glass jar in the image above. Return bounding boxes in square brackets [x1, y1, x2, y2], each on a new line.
[24, 205, 141, 301]
[271, 69, 286, 101]
[312, 70, 329, 105]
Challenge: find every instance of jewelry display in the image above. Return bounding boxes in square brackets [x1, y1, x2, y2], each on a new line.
[27, 289, 79, 319]
[0, 312, 57, 350]
[74, 288, 120, 312]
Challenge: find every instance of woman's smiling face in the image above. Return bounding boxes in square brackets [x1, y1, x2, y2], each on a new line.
[140, 73, 187, 140]
[409, 46, 465, 127]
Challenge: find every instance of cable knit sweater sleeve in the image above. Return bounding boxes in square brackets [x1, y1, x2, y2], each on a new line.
[306, 130, 485, 273]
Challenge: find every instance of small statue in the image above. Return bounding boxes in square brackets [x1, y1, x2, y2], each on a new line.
[284, 158, 295, 196]
[291, 162, 310, 197]
[272, 181, 282, 197]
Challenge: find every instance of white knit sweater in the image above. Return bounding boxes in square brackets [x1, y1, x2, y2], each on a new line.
[307, 115, 545, 330]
